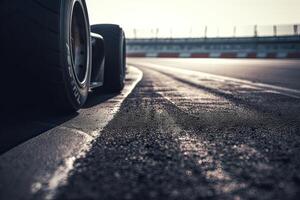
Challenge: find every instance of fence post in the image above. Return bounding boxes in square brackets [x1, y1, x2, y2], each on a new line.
[189, 27, 192, 38]
[294, 25, 298, 35]
[233, 26, 236, 37]
[254, 25, 258, 37]
[133, 29, 137, 39]
[273, 25, 277, 37]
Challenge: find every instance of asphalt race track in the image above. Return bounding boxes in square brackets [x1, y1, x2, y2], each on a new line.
[1, 59, 300, 199]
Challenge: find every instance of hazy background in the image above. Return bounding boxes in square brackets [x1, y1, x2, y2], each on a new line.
[86, 0, 300, 38]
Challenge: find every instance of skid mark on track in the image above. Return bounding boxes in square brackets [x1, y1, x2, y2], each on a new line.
[141, 67, 300, 199]
[135, 62, 300, 99]
[144, 67, 265, 128]
[136, 63, 300, 122]
[155, 103, 248, 197]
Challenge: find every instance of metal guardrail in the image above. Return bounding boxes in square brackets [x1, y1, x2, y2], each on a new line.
[127, 24, 300, 39]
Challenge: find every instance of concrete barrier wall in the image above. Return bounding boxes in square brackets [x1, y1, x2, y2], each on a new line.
[126, 36, 300, 59]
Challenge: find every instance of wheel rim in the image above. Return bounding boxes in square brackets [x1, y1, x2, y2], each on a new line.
[70, 1, 89, 86]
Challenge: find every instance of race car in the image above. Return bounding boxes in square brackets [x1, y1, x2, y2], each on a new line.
[0, 0, 126, 112]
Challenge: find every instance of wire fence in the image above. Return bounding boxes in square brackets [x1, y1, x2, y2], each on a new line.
[126, 24, 300, 39]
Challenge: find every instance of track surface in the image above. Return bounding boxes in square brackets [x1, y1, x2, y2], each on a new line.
[1, 59, 300, 199]
[131, 58, 300, 90]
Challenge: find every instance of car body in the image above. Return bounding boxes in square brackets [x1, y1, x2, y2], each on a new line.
[0, 0, 126, 112]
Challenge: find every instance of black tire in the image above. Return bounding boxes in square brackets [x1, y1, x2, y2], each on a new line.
[91, 24, 126, 92]
[0, 0, 91, 112]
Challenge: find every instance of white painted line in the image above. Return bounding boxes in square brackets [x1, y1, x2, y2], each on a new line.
[180, 52, 191, 58]
[277, 52, 288, 58]
[146, 52, 158, 57]
[237, 52, 247, 58]
[137, 62, 300, 99]
[0, 66, 143, 200]
[210, 52, 221, 58]
[257, 52, 267, 58]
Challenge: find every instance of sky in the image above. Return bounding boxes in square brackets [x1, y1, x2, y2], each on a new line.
[86, 0, 300, 38]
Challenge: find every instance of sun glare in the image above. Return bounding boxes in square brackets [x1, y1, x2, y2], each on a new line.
[86, 0, 300, 38]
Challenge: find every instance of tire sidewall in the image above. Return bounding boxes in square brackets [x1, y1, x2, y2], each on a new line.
[118, 31, 126, 89]
[103, 26, 126, 91]
[60, 0, 91, 109]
